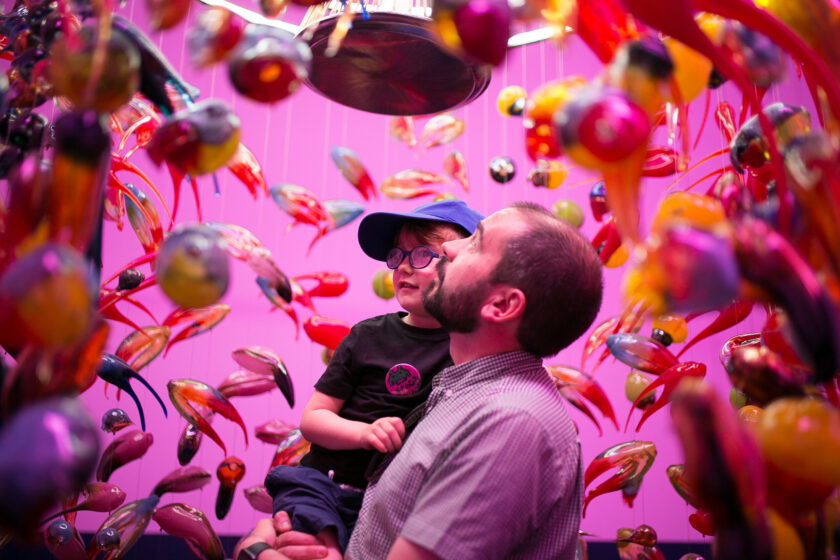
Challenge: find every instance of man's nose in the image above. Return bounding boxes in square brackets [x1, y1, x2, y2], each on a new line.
[441, 238, 461, 260]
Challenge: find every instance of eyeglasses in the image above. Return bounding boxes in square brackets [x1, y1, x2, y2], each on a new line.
[386, 246, 440, 270]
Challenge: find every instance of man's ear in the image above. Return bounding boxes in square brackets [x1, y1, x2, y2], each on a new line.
[480, 286, 525, 323]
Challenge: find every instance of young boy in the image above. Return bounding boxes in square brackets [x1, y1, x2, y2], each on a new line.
[265, 200, 483, 556]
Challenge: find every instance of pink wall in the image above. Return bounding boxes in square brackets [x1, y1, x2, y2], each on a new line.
[59, 1, 819, 543]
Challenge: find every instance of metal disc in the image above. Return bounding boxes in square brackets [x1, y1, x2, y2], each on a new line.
[298, 12, 491, 116]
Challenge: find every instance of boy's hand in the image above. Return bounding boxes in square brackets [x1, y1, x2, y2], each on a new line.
[360, 417, 405, 453]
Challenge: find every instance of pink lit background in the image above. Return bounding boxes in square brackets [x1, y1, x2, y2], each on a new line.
[47, 0, 818, 544]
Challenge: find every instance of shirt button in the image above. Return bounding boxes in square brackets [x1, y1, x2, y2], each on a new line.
[444, 390, 453, 398]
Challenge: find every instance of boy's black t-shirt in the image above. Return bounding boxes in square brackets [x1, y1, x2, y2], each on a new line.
[299, 312, 452, 488]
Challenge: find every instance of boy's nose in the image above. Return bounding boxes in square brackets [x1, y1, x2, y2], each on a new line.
[396, 254, 413, 272]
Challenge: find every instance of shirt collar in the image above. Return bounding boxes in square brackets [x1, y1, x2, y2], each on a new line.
[431, 350, 544, 395]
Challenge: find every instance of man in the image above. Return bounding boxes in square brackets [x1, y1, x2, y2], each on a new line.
[235, 202, 603, 560]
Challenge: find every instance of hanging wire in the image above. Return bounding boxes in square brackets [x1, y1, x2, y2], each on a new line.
[281, 99, 294, 182]
[321, 100, 333, 201]
[539, 35, 546, 87]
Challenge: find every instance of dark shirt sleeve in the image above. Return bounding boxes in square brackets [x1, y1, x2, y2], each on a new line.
[313, 326, 359, 400]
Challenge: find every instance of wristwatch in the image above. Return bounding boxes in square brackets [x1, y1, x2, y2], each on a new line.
[237, 541, 272, 560]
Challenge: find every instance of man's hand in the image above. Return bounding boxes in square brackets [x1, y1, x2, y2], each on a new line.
[360, 417, 405, 453]
[273, 511, 341, 560]
[233, 515, 287, 559]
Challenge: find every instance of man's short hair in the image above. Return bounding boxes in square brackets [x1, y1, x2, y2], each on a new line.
[490, 202, 603, 357]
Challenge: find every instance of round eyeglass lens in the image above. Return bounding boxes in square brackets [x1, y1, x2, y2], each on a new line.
[386, 247, 405, 269]
[411, 246, 434, 268]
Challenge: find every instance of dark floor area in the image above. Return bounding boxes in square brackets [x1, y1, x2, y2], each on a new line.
[4, 534, 712, 559]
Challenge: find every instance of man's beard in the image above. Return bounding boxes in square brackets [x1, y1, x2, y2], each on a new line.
[422, 258, 487, 333]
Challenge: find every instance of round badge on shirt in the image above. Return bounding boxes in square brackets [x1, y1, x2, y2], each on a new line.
[385, 363, 421, 396]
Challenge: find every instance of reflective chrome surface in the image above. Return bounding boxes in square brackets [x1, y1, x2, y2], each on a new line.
[196, 0, 561, 114]
[299, 12, 491, 115]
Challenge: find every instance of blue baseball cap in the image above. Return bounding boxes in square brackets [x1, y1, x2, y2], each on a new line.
[358, 200, 484, 261]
